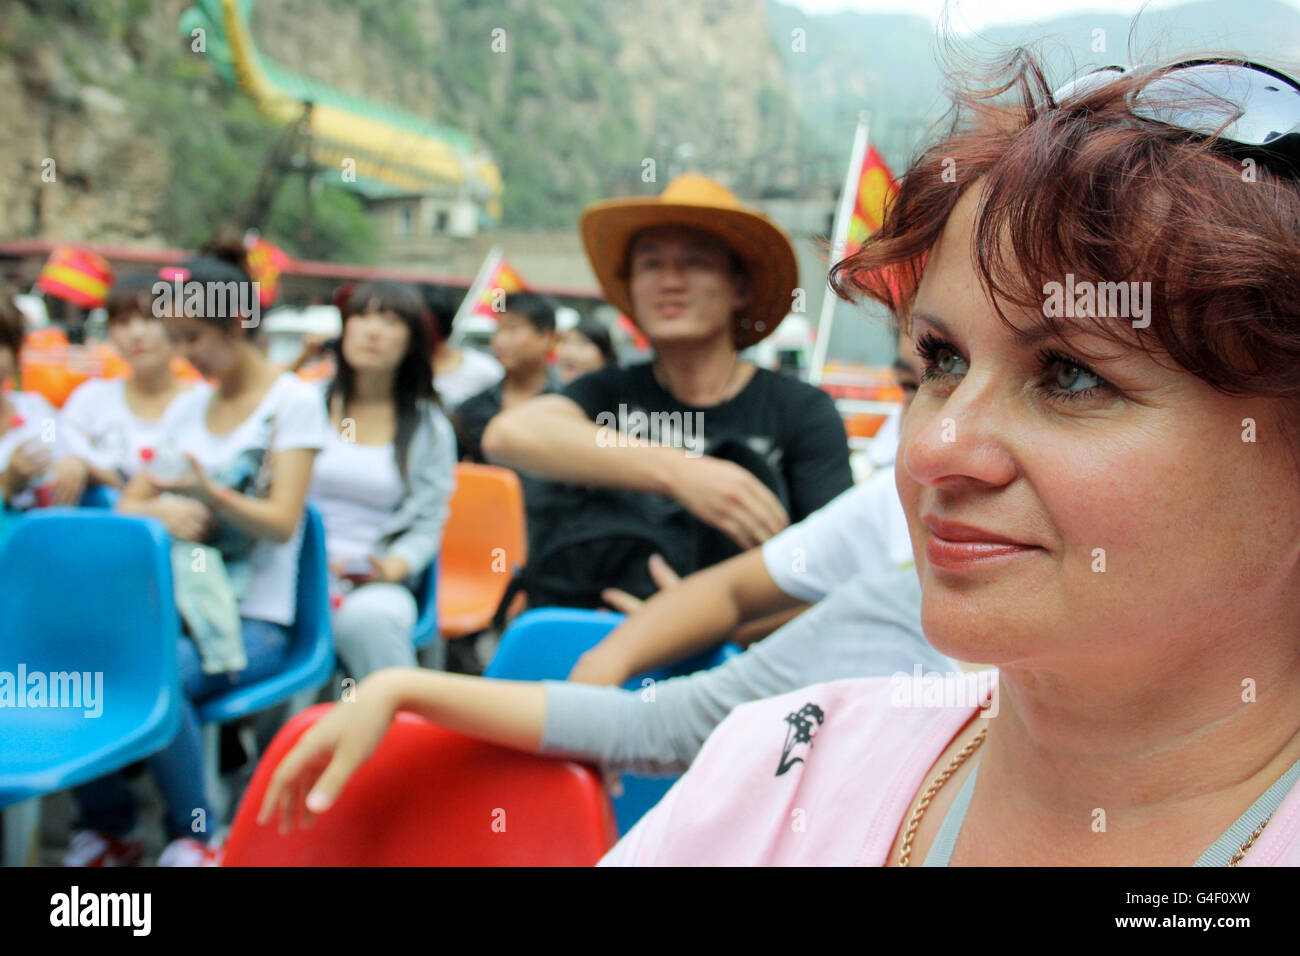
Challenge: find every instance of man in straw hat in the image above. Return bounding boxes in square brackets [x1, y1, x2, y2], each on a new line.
[483, 174, 851, 609]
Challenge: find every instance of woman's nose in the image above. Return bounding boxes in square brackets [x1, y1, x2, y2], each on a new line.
[902, 375, 1018, 491]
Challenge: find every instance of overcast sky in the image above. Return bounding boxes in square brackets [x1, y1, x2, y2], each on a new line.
[787, 0, 1300, 31]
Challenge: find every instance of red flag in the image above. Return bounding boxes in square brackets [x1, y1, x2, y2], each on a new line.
[843, 145, 897, 256]
[471, 257, 528, 319]
[246, 238, 290, 308]
[36, 247, 113, 309]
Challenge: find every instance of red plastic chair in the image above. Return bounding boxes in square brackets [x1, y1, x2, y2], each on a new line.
[223, 705, 618, 866]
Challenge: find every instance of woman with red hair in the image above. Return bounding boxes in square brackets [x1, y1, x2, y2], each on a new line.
[601, 51, 1300, 866]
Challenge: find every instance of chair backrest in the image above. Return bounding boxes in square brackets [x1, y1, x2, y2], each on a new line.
[483, 606, 739, 834]
[0, 511, 181, 796]
[292, 505, 332, 669]
[483, 608, 626, 681]
[224, 704, 618, 866]
[195, 504, 334, 724]
[78, 485, 121, 509]
[484, 607, 738, 686]
[438, 463, 527, 637]
[411, 556, 439, 649]
[445, 462, 527, 565]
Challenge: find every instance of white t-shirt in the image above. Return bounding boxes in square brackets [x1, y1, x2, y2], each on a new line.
[309, 430, 405, 570]
[435, 346, 503, 407]
[160, 373, 329, 626]
[0, 391, 95, 510]
[61, 378, 187, 480]
[760, 465, 914, 603]
[867, 406, 901, 468]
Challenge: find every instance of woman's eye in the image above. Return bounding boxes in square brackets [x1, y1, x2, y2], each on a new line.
[1049, 360, 1101, 393]
[925, 347, 967, 378]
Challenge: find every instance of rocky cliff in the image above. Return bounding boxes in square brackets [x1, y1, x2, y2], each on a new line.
[0, 0, 800, 256]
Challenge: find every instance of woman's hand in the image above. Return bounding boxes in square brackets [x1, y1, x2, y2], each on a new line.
[366, 554, 409, 585]
[335, 554, 410, 587]
[51, 456, 89, 506]
[257, 671, 405, 833]
[147, 452, 220, 503]
[152, 495, 213, 542]
[4, 439, 53, 493]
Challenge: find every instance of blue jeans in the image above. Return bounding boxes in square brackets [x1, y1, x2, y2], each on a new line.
[72, 618, 290, 843]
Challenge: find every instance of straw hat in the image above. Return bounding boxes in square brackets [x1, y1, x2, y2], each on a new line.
[579, 174, 798, 349]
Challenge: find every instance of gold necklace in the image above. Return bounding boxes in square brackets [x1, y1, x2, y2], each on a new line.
[894, 726, 1270, 867]
[1228, 816, 1271, 867]
[896, 726, 987, 867]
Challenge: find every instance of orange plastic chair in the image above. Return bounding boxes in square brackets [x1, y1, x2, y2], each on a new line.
[845, 413, 889, 439]
[222, 704, 618, 866]
[438, 463, 527, 639]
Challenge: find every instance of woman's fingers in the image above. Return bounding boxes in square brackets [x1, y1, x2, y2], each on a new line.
[304, 746, 365, 816]
[259, 726, 334, 828]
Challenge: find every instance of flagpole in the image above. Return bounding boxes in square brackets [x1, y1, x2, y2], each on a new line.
[810, 111, 871, 387]
[449, 244, 502, 346]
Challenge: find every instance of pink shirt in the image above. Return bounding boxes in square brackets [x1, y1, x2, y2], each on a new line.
[600, 674, 1300, 866]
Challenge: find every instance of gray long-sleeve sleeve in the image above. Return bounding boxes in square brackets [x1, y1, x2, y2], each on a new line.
[537, 566, 957, 776]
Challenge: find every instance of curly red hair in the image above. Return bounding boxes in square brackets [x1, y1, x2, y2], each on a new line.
[830, 49, 1300, 399]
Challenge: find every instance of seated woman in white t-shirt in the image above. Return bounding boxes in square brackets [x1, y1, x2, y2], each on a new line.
[311, 280, 457, 679]
[66, 255, 329, 868]
[61, 274, 192, 487]
[0, 289, 98, 510]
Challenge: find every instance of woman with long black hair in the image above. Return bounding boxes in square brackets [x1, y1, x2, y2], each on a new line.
[311, 280, 457, 678]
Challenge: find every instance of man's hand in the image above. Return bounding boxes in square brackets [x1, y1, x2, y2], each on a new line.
[600, 553, 682, 615]
[567, 555, 684, 686]
[666, 455, 789, 550]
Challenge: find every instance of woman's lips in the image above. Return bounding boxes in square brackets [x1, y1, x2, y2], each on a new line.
[922, 514, 1041, 571]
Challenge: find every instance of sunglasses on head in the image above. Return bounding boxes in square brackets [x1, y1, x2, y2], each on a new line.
[1053, 59, 1300, 167]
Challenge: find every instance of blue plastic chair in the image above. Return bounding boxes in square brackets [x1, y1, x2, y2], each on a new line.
[195, 505, 335, 726]
[484, 607, 739, 834]
[79, 484, 121, 509]
[0, 511, 182, 864]
[412, 556, 440, 650]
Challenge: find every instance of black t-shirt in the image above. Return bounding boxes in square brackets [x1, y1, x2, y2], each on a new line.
[452, 375, 559, 463]
[528, 361, 853, 575]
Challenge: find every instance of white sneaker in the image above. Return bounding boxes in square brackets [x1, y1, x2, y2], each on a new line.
[156, 836, 222, 867]
[61, 829, 145, 867]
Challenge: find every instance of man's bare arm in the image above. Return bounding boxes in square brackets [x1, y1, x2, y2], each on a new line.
[570, 548, 800, 684]
[482, 394, 789, 549]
